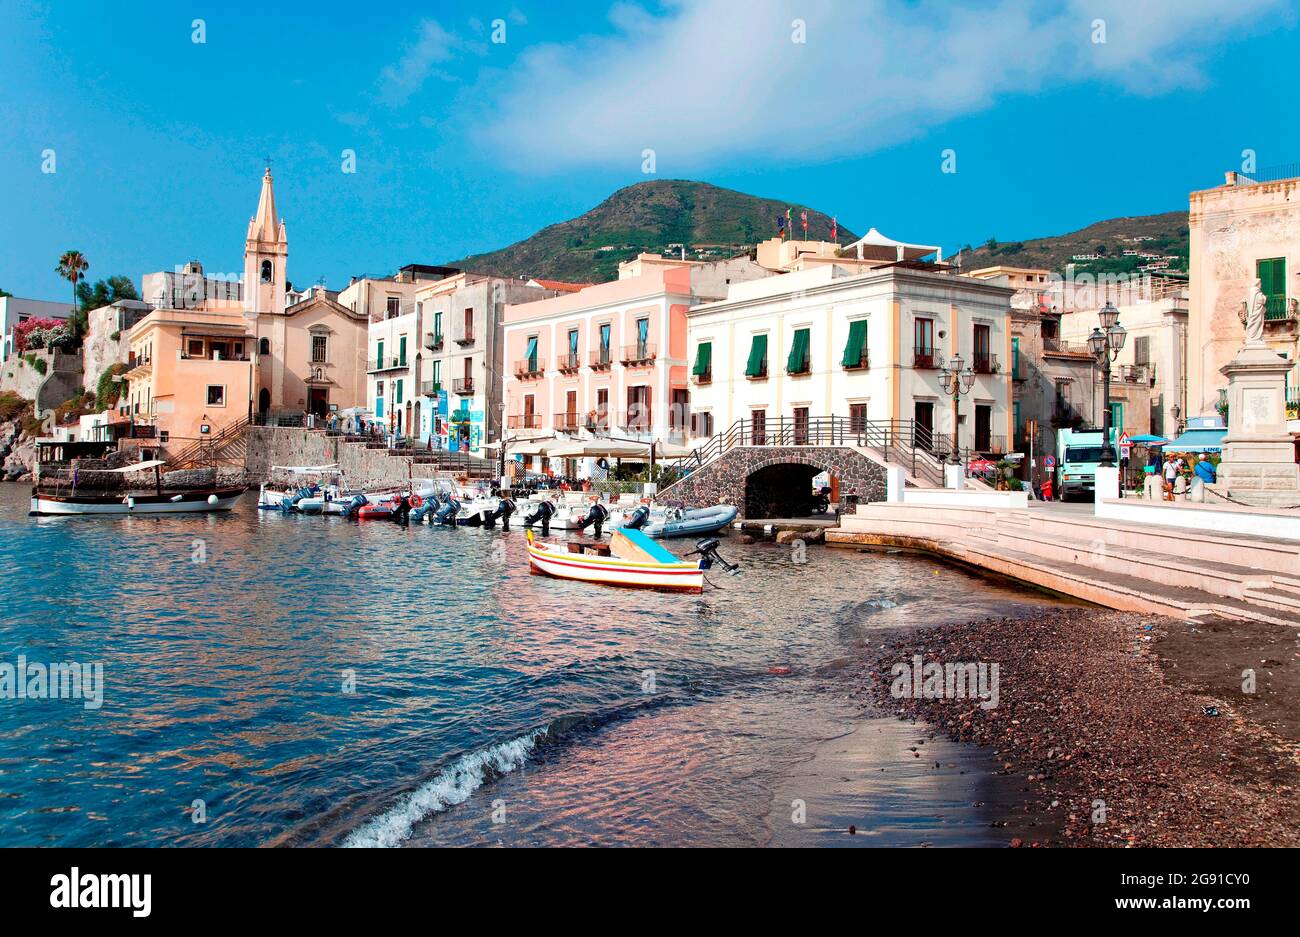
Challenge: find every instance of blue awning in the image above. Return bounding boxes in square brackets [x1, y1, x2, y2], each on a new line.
[1164, 427, 1227, 453]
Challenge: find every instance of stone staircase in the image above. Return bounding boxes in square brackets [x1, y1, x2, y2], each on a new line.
[829, 501, 1300, 625]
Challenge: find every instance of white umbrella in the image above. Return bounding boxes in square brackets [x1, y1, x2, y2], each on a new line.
[507, 441, 549, 456]
[546, 439, 650, 459]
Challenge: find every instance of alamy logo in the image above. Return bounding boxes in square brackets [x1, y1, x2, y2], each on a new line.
[0, 654, 103, 710]
[890, 655, 999, 710]
[50, 868, 151, 917]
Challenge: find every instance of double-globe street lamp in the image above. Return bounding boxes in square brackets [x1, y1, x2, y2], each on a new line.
[938, 354, 976, 465]
[1086, 301, 1127, 467]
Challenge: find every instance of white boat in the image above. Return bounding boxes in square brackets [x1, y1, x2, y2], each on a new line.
[31, 481, 245, 517]
[525, 530, 706, 592]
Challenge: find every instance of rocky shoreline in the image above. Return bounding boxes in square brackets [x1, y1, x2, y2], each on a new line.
[853, 608, 1300, 847]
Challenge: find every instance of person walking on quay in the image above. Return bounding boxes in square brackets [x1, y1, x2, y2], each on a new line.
[1162, 452, 1185, 502]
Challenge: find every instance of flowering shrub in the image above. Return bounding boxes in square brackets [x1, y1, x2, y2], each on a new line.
[13, 316, 70, 353]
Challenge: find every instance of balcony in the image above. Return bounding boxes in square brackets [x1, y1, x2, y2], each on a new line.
[843, 351, 869, 371]
[621, 414, 653, 432]
[621, 343, 656, 366]
[692, 369, 713, 385]
[452, 377, 475, 396]
[507, 414, 543, 430]
[974, 435, 1007, 455]
[514, 358, 544, 379]
[367, 355, 408, 372]
[1263, 294, 1298, 325]
[1119, 364, 1151, 384]
[972, 353, 999, 374]
[424, 333, 444, 351]
[745, 362, 769, 381]
[454, 330, 475, 347]
[913, 350, 940, 369]
[557, 353, 581, 374]
[554, 412, 580, 433]
[1043, 337, 1093, 358]
[589, 349, 613, 370]
[420, 380, 441, 396]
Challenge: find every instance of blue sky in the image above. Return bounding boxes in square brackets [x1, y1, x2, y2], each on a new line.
[2, 0, 1298, 300]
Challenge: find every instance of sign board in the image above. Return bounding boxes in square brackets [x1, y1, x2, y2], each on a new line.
[1118, 430, 1132, 461]
[1044, 455, 1056, 469]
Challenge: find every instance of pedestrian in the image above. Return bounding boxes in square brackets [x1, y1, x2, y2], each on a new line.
[1162, 452, 1185, 502]
[1194, 456, 1217, 485]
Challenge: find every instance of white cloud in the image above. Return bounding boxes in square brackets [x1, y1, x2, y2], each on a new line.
[474, 0, 1287, 170]
[377, 19, 465, 107]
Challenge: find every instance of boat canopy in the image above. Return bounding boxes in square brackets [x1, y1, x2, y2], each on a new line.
[102, 459, 167, 473]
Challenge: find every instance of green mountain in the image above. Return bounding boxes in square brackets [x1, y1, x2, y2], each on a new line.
[954, 210, 1189, 278]
[445, 179, 855, 283]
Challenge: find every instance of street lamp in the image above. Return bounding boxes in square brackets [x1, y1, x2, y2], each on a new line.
[938, 354, 976, 464]
[1088, 301, 1127, 467]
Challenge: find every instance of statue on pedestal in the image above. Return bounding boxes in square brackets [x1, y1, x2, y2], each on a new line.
[1240, 278, 1267, 346]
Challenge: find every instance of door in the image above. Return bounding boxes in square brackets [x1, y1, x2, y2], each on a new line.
[523, 393, 535, 429]
[595, 387, 609, 431]
[258, 388, 271, 418]
[793, 407, 809, 445]
[670, 388, 689, 433]
[914, 401, 935, 450]
[975, 404, 992, 452]
[309, 388, 328, 418]
[565, 390, 577, 431]
[751, 409, 767, 446]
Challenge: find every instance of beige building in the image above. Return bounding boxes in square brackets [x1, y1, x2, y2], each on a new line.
[1188, 170, 1299, 420]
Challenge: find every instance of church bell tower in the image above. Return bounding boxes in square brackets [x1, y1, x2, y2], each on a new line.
[243, 166, 288, 316]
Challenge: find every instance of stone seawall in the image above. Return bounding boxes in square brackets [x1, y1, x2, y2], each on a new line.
[245, 427, 445, 489]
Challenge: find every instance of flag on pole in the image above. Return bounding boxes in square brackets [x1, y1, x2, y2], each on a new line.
[831, 216, 837, 241]
[785, 208, 792, 240]
[800, 210, 808, 237]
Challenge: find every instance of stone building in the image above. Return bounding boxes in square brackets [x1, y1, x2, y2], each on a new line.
[81, 299, 151, 393]
[1188, 169, 1300, 420]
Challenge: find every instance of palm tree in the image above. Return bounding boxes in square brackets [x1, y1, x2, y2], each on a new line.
[56, 250, 89, 338]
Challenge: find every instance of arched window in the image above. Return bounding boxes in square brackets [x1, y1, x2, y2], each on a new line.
[260, 260, 273, 283]
[259, 338, 270, 355]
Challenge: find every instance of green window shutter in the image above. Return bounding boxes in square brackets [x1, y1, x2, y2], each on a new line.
[377, 340, 384, 364]
[399, 336, 407, 366]
[1258, 257, 1286, 319]
[693, 341, 712, 376]
[745, 334, 768, 377]
[787, 328, 810, 374]
[1012, 337, 1020, 379]
[842, 320, 867, 368]
[396, 379, 403, 404]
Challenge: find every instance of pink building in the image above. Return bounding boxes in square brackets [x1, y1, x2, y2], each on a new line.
[501, 259, 770, 473]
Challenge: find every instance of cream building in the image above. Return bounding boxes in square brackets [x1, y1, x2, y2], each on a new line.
[1188, 169, 1300, 420]
[687, 254, 1014, 459]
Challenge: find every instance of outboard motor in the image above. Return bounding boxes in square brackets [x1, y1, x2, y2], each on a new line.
[485, 492, 516, 530]
[433, 493, 461, 526]
[342, 493, 368, 519]
[686, 537, 739, 575]
[574, 501, 609, 537]
[623, 502, 651, 531]
[523, 499, 554, 536]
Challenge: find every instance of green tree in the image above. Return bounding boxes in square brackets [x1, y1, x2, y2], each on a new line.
[55, 250, 89, 337]
[76, 274, 139, 314]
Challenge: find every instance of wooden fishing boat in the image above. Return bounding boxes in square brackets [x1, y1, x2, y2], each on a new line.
[30, 486, 245, 516]
[525, 529, 705, 593]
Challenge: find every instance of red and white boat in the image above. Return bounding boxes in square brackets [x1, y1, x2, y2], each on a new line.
[525, 530, 705, 593]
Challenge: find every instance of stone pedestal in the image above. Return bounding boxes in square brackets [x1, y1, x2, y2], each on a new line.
[1215, 345, 1299, 507]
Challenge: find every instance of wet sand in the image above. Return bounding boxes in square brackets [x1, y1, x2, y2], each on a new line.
[853, 608, 1300, 847]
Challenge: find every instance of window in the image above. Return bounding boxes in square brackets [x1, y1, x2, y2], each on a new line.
[849, 403, 868, 432]
[693, 341, 712, 381]
[464, 307, 474, 338]
[787, 328, 811, 375]
[1258, 257, 1286, 319]
[670, 388, 689, 430]
[1011, 337, 1021, 379]
[526, 335, 539, 372]
[259, 337, 270, 356]
[1133, 335, 1150, 366]
[745, 334, 768, 378]
[636, 317, 649, 356]
[599, 323, 611, 361]
[692, 411, 714, 437]
[595, 387, 609, 430]
[842, 320, 868, 369]
[260, 260, 272, 283]
[751, 409, 767, 445]
[914, 318, 935, 367]
[565, 328, 579, 368]
[434, 311, 443, 342]
[973, 324, 993, 372]
[627, 385, 651, 429]
[376, 339, 384, 366]
[432, 360, 441, 386]
[312, 334, 327, 363]
[396, 379, 404, 405]
[206, 385, 225, 406]
[399, 336, 407, 367]
[386, 297, 401, 319]
[793, 407, 809, 444]
[187, 339, 204, 357]
[376, 380, 384, 397]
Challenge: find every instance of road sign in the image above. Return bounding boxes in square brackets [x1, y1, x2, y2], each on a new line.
[1044, 455, 1056, 469]
[1118, 430, 1132, 461]
[1117, 430, 1131, 447]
